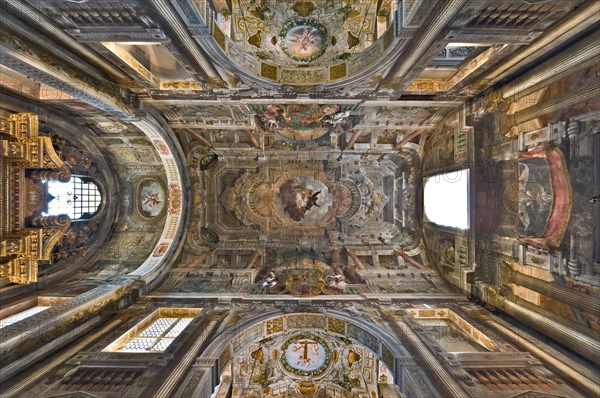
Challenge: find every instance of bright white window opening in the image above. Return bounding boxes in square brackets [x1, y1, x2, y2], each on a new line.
[117, 317, 193, 352]
[103, 308, 201, 353]
[0, 306, 50, 328]
[45, 176, 101, 220]
[424, 169, 470, 230]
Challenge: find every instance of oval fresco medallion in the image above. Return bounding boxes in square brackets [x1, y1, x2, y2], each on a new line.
[137, 179, 166, 219]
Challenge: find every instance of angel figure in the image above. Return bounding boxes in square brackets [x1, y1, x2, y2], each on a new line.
[327, 268, 348, 291]
[144, 191, 162, 208]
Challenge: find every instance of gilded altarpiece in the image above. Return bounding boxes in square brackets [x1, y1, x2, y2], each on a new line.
[0, 113, 72, 284]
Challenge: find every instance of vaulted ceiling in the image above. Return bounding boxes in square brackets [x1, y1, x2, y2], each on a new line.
[0, 0, 597, 301]
[1, 2, 599, 397]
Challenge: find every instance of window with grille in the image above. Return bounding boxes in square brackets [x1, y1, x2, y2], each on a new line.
[0, 306, 50, 328]
[46, 176, 102, 220]
[103, 308, 201, 353]
[0, 297, 69, 329]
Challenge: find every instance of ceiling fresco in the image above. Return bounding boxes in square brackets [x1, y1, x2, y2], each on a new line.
[142, 100, 452, 286]
[207, 0, 394, 85]
[207, 311, 401, 398]
[178, 102, 423, 261]
[1, 1, 599, 397]
[252, 103, 354, 143]
[254, 259, 349, 295]
[223, 0, 382, 65]
[197, 149, 417, 247]
[226, 329, 393, 397]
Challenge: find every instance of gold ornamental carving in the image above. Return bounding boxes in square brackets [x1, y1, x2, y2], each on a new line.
[0, 113, 72, 284]
[484, 89, 509, 113]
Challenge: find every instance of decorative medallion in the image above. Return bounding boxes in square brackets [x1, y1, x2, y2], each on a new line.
[137, 179, 166, 219]
[281, 334, 332, 376]
[168, 182, 182, 215]
[279, 18, 328, 62]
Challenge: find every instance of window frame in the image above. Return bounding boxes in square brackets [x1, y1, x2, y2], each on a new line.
[0, 296, 70, 329]
[103, 308, 202, 353]
[46, 175, 103, 221]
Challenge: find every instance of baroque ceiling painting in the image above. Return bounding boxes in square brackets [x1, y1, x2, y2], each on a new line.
[213, 0, 388, 84]
[0, 1, 599, 398]
[203, 144, 418, 253]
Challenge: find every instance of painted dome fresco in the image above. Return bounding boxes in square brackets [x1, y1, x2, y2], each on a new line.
[208, 0, 395, 85]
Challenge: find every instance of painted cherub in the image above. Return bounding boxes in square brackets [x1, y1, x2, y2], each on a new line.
[144, 191, 162, 207]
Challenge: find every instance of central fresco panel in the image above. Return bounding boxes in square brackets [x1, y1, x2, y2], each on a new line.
[209, 152, 412, 247]
[174, 102, 426, 290]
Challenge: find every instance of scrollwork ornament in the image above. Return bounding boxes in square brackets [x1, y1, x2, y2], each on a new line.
[484, 89, 503, 112]
[203, 77, 229, 90]
[499, 113, 518, 138]
[499, 260, 517, 284]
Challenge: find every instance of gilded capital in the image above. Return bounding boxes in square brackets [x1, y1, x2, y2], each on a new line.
[499, 260, 517, 284]
[483, 89, 502, 112]
[485, 285, 506, 309]
[499, 113, 518, 138]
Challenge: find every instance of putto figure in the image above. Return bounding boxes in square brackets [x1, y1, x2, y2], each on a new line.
[143, 192, 162, 208]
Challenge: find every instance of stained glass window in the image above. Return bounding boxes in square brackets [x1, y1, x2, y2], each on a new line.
[46, 176, 101, 220]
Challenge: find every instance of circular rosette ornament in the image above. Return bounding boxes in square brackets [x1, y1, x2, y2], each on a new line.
[279, 18, 328, 63]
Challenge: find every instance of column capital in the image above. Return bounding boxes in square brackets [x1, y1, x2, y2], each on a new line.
[499, 113, 517, 138]
[498, 261, 517, 284]
[484, 90, 509, 113]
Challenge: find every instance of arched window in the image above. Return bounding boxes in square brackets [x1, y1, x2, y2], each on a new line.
[424, 169, 470, 230]
[45, 176, 102, 220]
